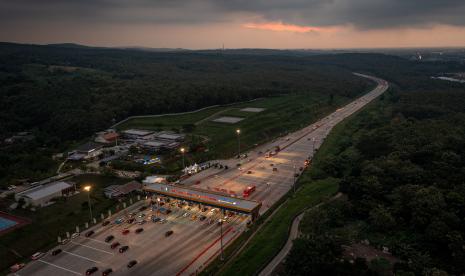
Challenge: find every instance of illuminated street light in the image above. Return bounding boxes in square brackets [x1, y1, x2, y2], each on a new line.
[180, 147, 186, 169]
[236, 129, 241, 157]
[83, 185, 93, 222]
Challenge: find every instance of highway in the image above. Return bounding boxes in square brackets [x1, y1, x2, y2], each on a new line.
[17, 74, 388, 276]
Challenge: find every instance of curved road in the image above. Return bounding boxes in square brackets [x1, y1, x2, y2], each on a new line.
[258, 74, 389, 276]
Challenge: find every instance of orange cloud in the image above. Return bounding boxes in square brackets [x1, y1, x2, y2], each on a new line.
[243, 21, 340, 33]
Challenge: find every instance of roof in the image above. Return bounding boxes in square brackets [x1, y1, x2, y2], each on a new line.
[103, 132, 119, 141]
[142, 141, 167, 147]
[76, 142, 103, 153]
[19, 181, 72, 201]
[156, 133, 185, 140]
[122, 129, 154, 136]
[104, 181, 142, 196]
[143, 183, 261, 213]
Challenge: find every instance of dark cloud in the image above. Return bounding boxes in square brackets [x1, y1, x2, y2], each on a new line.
[1, 0, 465, 29]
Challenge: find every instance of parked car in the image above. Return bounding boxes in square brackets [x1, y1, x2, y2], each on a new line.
[102, 268, 113, 276]
[31, 252, 44, 260]
[110, 242, 120, 249]
[137, 220, 146, 225]
[127, 260, 138, 268]
[104, 235, 114, 243]
[86, 267, 98, 275]
[85, 230, 94, 237]
[135, 228, 144, 234]
[152, 217, 161, 223]
[200, 215, 207, 221]
[119, 245, 129, 253]
[165, 230, 174, 237]
[9, 263, 25, 273]
[61, 239, 70, 245]
[122, 229, 130, 235]
[71, 232, 80, 239]
[127, 218, 135, 224]
[102, 220, 110, 226]
[115, 218, 124, 224]
[51, 249, 62, 256]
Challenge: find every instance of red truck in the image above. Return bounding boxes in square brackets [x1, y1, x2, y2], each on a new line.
[243, 186, 256, 198]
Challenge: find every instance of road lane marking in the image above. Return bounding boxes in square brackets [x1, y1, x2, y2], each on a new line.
[85, 237, 107, 244]
[71, 241, 114, 255]
[63, 250, 102, 263]
[38, 260, 82, 275]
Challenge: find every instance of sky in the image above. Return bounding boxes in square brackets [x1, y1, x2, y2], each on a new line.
[1, 0, 465, 49]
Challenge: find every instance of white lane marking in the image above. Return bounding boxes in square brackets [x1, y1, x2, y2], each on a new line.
[71, 241, 114, 255]
[38, 259, 82, 275]
[85, 237, 107, 244]
[63, 250, 102, 263]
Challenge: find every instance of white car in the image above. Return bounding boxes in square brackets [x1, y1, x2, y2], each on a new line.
[61, 239, 69, 245]
[31, 252, 44, 260]
[71, 232, 79, 239]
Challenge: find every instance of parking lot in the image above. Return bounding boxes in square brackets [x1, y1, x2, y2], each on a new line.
[18, 199, 248, 276]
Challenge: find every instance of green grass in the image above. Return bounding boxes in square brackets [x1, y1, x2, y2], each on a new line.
[0, 174, 130, 274]
[119, 93, 352, 161]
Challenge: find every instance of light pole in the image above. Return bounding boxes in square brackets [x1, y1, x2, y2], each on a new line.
[219, 218, 224, 261]
[180, 147, 186, 169]
[293, 164, 296, 194]
[84, 185, 93, 222]
[236, 129, 241, 157]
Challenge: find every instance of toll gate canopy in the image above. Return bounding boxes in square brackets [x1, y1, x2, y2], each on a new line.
[143, 183, 261, 219]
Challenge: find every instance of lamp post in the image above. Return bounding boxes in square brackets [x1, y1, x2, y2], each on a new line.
[180, 147, 186, 169]
[293, 164, 296, 194]
[84, 185, 93, 222]
[219, 218, 224, 261]
[236, 129, 241, 157]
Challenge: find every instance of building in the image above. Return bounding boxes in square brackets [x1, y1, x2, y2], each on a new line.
[155, 132, 185, 142]
[95, 131, 119, 144]
[144, 183, 261, 220]
[15, 181, 74, 207]
[68, 142, 103, 161]
[104, 180, 142, 198]
[122, 129, 154, 140]
[141, 140, 167, 151]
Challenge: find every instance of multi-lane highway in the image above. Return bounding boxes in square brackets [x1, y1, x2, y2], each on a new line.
[184, 74, 389, 216]
[17, 74, 388, 276]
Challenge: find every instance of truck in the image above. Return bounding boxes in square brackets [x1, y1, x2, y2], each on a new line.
[243, 186, 256, 198]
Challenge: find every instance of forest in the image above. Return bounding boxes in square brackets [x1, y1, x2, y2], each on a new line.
[283, 57, 465, 275]
[0, 42, 370, 188]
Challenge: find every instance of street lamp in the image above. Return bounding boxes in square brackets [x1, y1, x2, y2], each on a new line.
[219, 218, 224, 261]
[236, 129, 241, 157]
[180, 147, 186, 169]
[83, 185, 93, 222]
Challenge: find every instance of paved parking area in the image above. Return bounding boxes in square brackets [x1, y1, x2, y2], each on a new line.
[18, 201, 247, 276]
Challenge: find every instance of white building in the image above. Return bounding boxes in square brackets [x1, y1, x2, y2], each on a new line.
[15, 181, 74, 207]
[122, 129, 154, 139]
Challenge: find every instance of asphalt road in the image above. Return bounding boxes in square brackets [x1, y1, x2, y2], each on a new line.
[17, 74, 388, 276]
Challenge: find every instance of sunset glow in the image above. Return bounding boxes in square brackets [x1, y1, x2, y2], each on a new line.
[243, 22, 340, 34]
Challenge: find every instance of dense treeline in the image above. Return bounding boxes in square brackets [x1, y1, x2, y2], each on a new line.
[0, 43, 370, 187]
[284, 64, 465, 274]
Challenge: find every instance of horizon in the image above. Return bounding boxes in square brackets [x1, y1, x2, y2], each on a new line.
[2, 1, 465, 49]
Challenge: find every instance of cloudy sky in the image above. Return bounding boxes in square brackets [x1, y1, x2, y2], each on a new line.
[1, 0, 465, 49]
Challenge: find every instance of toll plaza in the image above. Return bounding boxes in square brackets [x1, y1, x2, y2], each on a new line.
[143, 183, 262, 220]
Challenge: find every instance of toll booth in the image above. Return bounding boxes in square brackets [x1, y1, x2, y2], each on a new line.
[143, 183, 261, 220]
